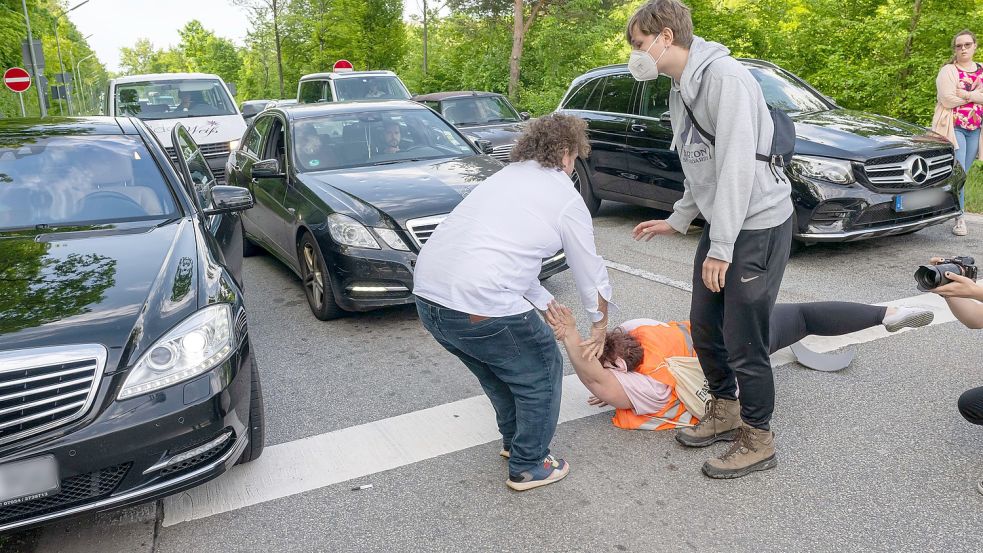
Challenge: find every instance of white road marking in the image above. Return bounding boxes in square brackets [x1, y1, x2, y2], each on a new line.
[163, 271, 954, 526]
[605, 260, 693, 292]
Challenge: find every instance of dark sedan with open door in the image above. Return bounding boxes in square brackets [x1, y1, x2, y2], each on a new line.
[227, 100, 568, 320]
[0, 117, 263, 532]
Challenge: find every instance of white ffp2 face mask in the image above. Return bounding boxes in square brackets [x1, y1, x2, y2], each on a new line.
[628, 36, 669, 81]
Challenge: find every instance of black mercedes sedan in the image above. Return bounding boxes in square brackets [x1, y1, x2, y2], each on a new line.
[227, 100, 567, 320]
[558, 60, 963, 244]
[0, 117, 263, 532]
[413, 91, 531, 164]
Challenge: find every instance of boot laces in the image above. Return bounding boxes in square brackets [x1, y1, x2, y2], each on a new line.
[720, 426, 756, 460]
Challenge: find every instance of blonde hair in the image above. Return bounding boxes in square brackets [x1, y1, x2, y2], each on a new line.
[510, 113, 590, 170]
[626, 0, 694, 48]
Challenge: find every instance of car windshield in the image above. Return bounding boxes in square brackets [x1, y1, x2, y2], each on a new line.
[333, 76, 411, 102]
[0, 135, 178, 230]
[441, 96, 520, 126]
[115, 79, 237, 120]
[748, 66, 831, 115]
[292, 108, 476, 172]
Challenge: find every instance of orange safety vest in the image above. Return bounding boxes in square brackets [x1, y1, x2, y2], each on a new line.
[611, 321, 699, 431]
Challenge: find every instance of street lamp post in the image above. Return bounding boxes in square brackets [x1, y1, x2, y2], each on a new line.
[21, 0, 46, 117]
[76, 53, 95, 114]
[68, 33, 93, 115]
[52, 1, 91, 116]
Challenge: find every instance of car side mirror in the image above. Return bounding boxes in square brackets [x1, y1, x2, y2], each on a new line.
[659, 110, 672, 126]
[204, 185, 254, 215]
[473, 139, 494, 154]
[519, 112, 531, 121]
[252, 158, 284, 178]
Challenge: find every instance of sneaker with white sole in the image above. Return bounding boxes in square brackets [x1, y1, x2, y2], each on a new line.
[506, 455, 569, 491]
[953, 217, 968, 236]
[882, 307, 934, 332]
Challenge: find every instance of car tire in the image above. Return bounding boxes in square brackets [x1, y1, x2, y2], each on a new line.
[242, 223, 261, 258]
[298, 232, 346, 320]
[573, 158, 601, 216]
[237, 351, 265, 465]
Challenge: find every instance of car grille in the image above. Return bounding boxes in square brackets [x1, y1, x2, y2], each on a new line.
[0, 463, 130, 524]
[163, 148, 227, 183]
[853, 195, 959, 228]
[405, 215, 448, 250]
[0, 345, 106, 447]
[211, 166, 226, 183]
[860, 149, 954, 192]
[165, 142, 230, 160]
[489, 144, 513, 163]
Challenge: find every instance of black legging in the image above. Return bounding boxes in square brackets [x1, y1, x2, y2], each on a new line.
[768, 302, 888, 354]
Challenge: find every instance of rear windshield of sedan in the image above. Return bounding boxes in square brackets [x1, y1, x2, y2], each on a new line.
[748, 66, 831, 114]
[292, 109, 476, 172]
[440, 96, 521, 126]
[0, 135, 179, 230]
[115, 79, 237, 120]
[333, 76, 411, 102]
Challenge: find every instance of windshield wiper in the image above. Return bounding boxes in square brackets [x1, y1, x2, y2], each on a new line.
[371, 159, 404, 166]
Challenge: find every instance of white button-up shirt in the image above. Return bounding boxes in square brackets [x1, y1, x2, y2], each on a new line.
[413, 160, 613, 322]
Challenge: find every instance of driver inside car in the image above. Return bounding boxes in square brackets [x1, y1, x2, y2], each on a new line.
[379, 121, 402, 154]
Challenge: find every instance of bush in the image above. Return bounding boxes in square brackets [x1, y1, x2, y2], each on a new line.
[964, 160, 983, 214]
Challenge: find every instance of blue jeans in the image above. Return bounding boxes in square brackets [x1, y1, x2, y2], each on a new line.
[955, 126, 981, 210]
[415, 296, 563, 475]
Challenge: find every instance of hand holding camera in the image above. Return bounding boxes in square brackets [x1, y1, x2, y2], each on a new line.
[916, 256, 983, 300]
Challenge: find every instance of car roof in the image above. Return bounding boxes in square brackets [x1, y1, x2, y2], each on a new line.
[0, 116, 136, 135]
[112, 73, 226, 84]
[412, 91, 504, 102]
[270, 100, 432, 121]
[299, 71, 399, 82]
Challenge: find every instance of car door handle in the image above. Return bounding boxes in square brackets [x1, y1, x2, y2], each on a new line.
[630, 123, 648, 133]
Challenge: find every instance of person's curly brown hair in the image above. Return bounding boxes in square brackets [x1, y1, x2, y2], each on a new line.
[510, 113, 591, 170]
[599, 328, 645, 372]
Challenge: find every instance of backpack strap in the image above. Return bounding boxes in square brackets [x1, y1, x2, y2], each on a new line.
[681, 100, 781, 166]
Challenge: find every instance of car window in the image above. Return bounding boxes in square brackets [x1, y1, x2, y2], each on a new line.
[0, 135, 179, 230]
[596, 74, 636, 114]
[244, 116, 272, 157]
[175, 126, 217, 210]
[748, 66, 830, 114]
[637, 77, 672, 118]
[262, 118, 287, 170]
[563, 77, 602, 110]
[441, 96, 521, 126]
[333, 77, 411, 101]
[292, 108, 474, 172]
[298, 81, 328, 104]
[115, 79, 236, 120]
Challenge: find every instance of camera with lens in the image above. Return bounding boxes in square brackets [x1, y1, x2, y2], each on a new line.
[915, 256, 978, 291]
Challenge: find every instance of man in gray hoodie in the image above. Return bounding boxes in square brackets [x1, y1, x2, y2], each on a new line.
[627, 0, 794, 479]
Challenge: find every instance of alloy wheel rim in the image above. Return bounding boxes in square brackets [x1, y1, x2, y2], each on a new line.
[302, 244, 324, 308]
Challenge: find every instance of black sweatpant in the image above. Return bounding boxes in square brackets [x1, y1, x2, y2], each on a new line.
[958, 387, 983, 426]
[690, 217, 793, 430]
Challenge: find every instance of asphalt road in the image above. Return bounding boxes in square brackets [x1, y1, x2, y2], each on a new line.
[6, 203, 983, 553]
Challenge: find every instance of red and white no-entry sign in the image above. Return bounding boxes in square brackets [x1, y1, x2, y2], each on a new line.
[333, 59, 354, 73]
[3, 67, 31, 93]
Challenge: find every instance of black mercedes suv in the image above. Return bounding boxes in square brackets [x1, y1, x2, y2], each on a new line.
[558, 60, 963, 243]
[0, 116, 263, 531]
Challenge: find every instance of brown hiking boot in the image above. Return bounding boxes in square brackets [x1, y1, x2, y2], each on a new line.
[675, 397, 741, 447]
[702, 425, 777, 479]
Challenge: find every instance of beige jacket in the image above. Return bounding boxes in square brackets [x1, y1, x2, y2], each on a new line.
[931, 63, 983, 159]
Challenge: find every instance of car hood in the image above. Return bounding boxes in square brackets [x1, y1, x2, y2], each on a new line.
[141, 115, 246, 148]
[459, 122, 526, 148]
[791, 109, 951, 160]
[304, 155, 504, 226]
[0, 219, 202, 369]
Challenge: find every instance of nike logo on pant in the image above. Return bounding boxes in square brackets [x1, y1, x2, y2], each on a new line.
[740, 275, 760, 283]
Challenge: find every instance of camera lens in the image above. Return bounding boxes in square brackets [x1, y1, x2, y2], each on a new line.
[914, 265, 944, 291]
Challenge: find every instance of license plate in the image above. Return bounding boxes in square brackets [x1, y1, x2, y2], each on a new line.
[894, 189, 945, 212]
[0, 455, 59, 507]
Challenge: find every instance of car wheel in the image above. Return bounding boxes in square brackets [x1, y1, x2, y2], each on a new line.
[242, 222, 261, 257]
[299, 232, 345, 320]
[236, 351, 265, 464]
[572, 158, 601, 216]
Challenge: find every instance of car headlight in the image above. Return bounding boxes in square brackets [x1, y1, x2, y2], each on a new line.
[328, 213, 380, 249]
[374, 228, 409, 251]
[789, 155, 855, 184]
[118, 304, 233, 400]
[229, 139, 241, 151]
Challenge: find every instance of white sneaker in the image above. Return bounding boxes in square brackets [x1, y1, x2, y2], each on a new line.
[953, 217, 968, 236]
[882, 307, 934, 332]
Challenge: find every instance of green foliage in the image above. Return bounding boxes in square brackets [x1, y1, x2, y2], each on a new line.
[964, 160, 983, 214]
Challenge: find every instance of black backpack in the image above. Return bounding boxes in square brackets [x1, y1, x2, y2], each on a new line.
[681, 100, 796, 168]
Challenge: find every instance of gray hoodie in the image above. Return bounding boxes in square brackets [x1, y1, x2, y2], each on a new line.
[663, 36, 793, 263]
